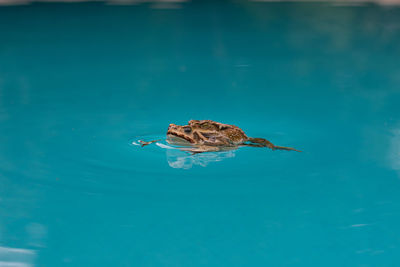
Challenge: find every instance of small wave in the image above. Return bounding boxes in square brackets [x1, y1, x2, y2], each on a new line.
[130, 135, 236, 169]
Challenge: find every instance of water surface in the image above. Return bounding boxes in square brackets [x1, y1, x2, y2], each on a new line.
[1, 1, 400, 266]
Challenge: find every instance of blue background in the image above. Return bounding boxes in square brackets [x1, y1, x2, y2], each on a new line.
[1, 1, 400, 266]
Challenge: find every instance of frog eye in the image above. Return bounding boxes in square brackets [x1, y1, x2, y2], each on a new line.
[183, 127, 192, 133]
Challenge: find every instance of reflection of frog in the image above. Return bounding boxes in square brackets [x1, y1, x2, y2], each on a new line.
[165, 120, 301, 153]
[166, 148, 236, 169]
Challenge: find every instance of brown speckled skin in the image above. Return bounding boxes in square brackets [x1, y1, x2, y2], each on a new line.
[166, 120, 301, 153]
[167, 120, 247, 146]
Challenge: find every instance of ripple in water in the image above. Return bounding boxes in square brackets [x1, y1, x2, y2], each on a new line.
[131, 135, 236, 169]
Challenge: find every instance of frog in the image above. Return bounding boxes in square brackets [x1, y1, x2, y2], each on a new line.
[141, 119, 301, 153]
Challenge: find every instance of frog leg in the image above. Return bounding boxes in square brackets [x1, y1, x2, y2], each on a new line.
[246, 138, 301, 152]
[180, 145, 221, 154]
[138, 140, 160, 147]
[197, 133, 233, 147]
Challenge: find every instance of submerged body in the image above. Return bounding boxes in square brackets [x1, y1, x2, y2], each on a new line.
[165, 120, 301, 153]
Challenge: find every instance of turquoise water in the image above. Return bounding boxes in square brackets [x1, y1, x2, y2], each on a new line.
[1, 1, 400, 266]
